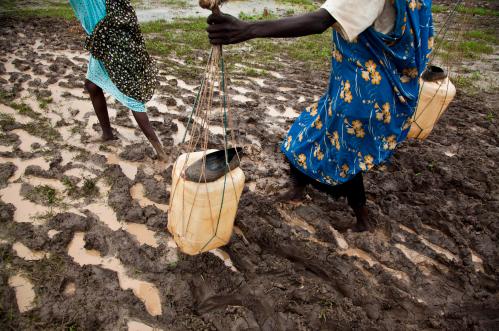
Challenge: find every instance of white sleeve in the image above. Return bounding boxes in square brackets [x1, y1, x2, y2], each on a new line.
[321, 0, 385, 41]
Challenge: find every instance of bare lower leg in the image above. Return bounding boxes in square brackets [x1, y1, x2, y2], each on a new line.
[131, 111, 167, 161]
[345, 173, 371, 232]
[84, 79, 116, 141]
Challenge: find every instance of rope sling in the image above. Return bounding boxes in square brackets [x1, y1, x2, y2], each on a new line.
[167, 0, 244, 255]
[410, 0, 469, 139]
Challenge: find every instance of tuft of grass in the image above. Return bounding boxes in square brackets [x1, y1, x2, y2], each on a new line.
[38, 97, 53, 110]
[82, 178, 99, 198]
[27, 185, 59, 205]
[0, 113, 16, 130]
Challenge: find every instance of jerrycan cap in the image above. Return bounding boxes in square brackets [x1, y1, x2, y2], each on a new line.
[183, 147, 243, 183]
[422, 65, 447, 82]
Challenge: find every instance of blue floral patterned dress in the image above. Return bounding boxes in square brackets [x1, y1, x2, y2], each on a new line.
[69, 0, 146, 112]
[282, 0, 434, 185]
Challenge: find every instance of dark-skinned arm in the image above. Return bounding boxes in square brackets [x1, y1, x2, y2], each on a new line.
[207, 9, 336, 45]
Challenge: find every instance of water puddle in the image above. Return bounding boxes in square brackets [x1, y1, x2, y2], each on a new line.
[86, 202, 122, 231]
[68, 232, 162, 316]
[59, 150, 78, 166]
[10, 129, 46, 152]
[0, 183, 52, 225]
[107, 154, 139, 181]
[0, 145, 12, 153]
[86, 200, 159, 247]
[342, 247, 410, 282]
[471, 251, 485, 273]
[171, 119, 188, 145]
[0, 104, 32, 124]
[343, 248, 377, 267]
[127, 320, 163, 331]
[249, 77, 266, 87]
[395, 243, 448, 275]
[330, 227, 348, 250]
[418, 237, 458, 262]
[123, 223, 159, 248]
[398, 224, 458, 262]
[210, 248, 238, 272]
[232, 94, 254, 103]
[0, 156, 50, 182]
[116, 126, 140, 143]
[163, 75, 197, 92]
[47, 229, 61, 239]
[268, 105, 297, 119]
[8, 274, 36, 313]
[277, 207, 316, 234]
[278, 86, 295, 92]
[231, 85, 252, 95]
[135, 0, 296, 22]
[147, 98, 172, 114]
[130, 183, 168, 212]
[24, 176, 66, 192]
[63, 282, 76, 297]
[12, 242, 48, 261]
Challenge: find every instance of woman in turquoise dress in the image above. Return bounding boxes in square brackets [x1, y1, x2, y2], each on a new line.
[207, 0, 433, 231]
[69, 0, 167, 160]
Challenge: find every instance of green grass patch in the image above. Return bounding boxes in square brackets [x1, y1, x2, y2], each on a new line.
[431, 4, 499, 16]
[24, 120, 61, 143]
[131, 0, 188, 7]
[456, 5, 499, 17]
[0, 3, 74, 20]
[457, 41, 494, 58]
[453, 71, 481, 88]
[432, 4, 447, 14]
[463, 30, 497, 44]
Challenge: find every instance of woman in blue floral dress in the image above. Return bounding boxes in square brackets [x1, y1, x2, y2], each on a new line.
[207, 0, 433, 231]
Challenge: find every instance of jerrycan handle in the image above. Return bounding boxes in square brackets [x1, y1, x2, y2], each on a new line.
[422, 65, 447, 82]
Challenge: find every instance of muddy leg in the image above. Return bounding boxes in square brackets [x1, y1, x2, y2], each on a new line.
[84, 79, 116, 141]
[131, 111, 167, 161]
[277, 162, 308, 202]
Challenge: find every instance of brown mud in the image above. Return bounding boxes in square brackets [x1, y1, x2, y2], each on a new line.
[0, 6, 498, 331]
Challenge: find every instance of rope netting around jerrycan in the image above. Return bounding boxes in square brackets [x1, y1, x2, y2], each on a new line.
[167, 0, 245, 256]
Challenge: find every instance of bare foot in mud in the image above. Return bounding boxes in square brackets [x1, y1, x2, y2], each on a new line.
[86, 134, 119, 144]
[276, 185, 306, 203]
[101, 133, 119, 142]
[351, 206, 373, 233]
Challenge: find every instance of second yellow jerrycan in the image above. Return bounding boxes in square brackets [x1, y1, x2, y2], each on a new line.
[408, 66, 456, 140]
[168, 148, 245, 255]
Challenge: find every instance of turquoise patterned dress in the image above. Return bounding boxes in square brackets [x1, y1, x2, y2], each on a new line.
[282, 0, 434, 185]
[69, 0, 146, 112]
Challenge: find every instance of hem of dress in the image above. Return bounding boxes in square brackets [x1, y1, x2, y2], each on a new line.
[281, 141, 368, 187]
[86, 75, 147, 113]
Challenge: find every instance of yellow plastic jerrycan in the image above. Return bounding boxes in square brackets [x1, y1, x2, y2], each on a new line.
[408, 66, 456, 140]
[168, 150, 245, 255]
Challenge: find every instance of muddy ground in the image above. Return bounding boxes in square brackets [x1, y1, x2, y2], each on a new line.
[0, 2, 498, 331]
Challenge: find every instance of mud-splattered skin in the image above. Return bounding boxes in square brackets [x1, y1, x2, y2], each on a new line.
[0, 5, 498, 330]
